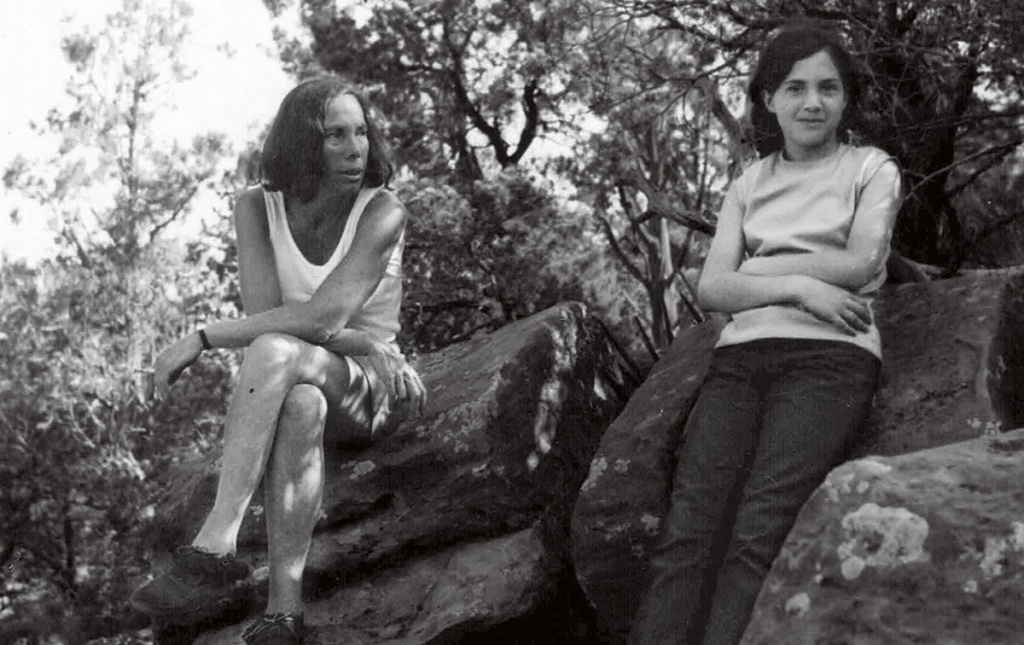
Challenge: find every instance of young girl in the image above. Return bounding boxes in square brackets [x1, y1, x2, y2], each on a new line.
[130, 76, 426, 645]
[629, 26, 902, 645]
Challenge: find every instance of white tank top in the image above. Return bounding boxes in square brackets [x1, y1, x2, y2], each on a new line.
[264, 186, 404, 344]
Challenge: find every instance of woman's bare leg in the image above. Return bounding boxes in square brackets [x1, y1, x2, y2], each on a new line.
[192, 334, 347, 556]
[262, 383, 329, 615]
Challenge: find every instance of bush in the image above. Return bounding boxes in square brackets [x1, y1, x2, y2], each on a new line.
[0, 249, 237, 643]
[397, 169, 639, 354]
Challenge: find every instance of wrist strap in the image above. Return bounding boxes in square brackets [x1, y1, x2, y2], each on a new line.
[198, 329, 212, 351]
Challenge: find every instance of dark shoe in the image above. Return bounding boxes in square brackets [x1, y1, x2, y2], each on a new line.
[130, 545, 252, 624]
[242, 613, 304, 645]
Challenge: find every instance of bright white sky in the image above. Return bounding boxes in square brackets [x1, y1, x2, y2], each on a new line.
[0, 0, 298, 263]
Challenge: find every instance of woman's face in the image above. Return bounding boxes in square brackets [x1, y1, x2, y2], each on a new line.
[764, 49, 847, 161]
[321, 93, 369, 189]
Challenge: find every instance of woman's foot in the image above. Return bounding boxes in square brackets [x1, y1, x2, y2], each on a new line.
[130, 546, 253, 624]
[242, 612, 304, 645]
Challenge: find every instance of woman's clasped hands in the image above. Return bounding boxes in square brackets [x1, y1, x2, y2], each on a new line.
[364, 341, 427, 417]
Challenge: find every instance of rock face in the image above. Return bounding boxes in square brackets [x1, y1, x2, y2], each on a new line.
[741, 428, 1024, 645]
[988, 270, 1024, 429]
[145, 303, 630, 644]
[571, 269, 1024, 643]
[859, 269, 1024, 457]
[570, 318, 725, 643]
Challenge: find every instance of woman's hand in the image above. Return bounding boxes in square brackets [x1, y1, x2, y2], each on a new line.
[796, 277, 872, 336]
[364, 342, 427, 417]
[153, 333, 204, 398]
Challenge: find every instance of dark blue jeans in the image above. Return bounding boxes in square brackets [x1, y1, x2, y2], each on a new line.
[629, 338, 880, 645]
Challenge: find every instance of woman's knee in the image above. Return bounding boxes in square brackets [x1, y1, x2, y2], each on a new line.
[247, 332, 302, 361]
[244, 333, 313, 376]
[280, 384, 328, 435]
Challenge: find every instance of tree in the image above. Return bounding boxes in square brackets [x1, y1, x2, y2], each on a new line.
[397, 168, 626, 352]
[264, 0, 592, 183]
[3, 0, 232, 269]
[558, 3, 752, 349]
[0, 255, 239, 642]
[0, 1, 249, 639]
[586, 0, 1024, 270]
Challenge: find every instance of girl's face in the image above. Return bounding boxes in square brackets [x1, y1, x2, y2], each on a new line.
[764, 49, 847, 162]
[321, 93, 369, 189]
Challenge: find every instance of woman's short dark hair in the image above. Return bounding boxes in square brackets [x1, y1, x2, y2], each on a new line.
[748, 25, 861, 158]
[260, 75, 394, 201]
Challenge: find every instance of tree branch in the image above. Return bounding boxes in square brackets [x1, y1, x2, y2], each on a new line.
[443, 16, 511, 165]
[911, 139, 1024, 193]
[597, 212, 646, 283]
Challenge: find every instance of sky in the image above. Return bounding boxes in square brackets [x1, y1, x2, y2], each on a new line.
[0, 0, 297, 263]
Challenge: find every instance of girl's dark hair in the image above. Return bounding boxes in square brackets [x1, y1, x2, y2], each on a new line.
[748, 25, 861, 158]
[260, 75, 394, 201]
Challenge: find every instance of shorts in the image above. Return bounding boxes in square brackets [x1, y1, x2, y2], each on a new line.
[330, 355, 405, 442]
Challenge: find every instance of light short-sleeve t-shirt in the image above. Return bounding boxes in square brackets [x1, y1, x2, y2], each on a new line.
[714, 144, 901, 358]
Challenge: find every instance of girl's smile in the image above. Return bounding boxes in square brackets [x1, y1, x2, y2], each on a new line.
[764, 49, 847, 162]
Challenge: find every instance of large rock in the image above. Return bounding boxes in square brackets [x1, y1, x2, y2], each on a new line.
[196, 526, 551, 645]
[570, 269, 1024, 642]
[145, 303, 629, 644]
[858, 269, 1024, 456]
[570, 318, 725, 643]
[741, 428, 1024, 645]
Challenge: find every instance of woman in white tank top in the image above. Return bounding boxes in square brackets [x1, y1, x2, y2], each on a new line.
[130, 76, 426, 644]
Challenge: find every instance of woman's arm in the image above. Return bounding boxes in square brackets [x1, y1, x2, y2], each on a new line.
[697, 184, 872, 336]
[737, 159, 902, 290]
[234, 187, 283, 316]
[201, 190, 406, 350]
[154, 190, 404, 392]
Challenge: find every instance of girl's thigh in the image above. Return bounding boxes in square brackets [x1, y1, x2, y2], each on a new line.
[748, 341, 880, 502]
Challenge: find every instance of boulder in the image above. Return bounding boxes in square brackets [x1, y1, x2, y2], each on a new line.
[741, 428, 1024, 645]
[570, 318, 725, 643]
[196, 526, 551, 645]
[570, 269, 1024, 642]
[858, 269, 1024, 457]
[145, 303, 630, 644]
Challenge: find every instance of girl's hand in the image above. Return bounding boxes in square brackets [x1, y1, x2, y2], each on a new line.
[797, 278, 872, 336]
[153, 333, 204, 398]
[365, 342, 427, 417]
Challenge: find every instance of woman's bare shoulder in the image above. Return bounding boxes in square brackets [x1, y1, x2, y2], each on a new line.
[367, 186, 405, 214]
[234, 185, 267, 213]
[233, 185, 270, 227]
[363, 187, 408, 230]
